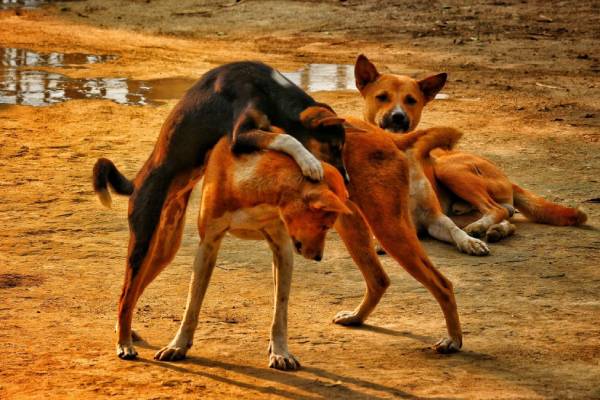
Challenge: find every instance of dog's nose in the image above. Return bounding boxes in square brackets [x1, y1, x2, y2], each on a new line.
[313, 254, 322, 262]
[382, 110, 410, 133]
[391, 111, 407, 125]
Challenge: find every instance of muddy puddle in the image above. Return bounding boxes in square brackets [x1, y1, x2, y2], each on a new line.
[0, 48, 444, 107]
[0, 48, 359, 107]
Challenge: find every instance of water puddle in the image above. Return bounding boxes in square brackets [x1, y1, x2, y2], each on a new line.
[0, 47, 446, 107]
[0, 0, 46, 9]
[0, 47, 191, 106]
[282, 64, 356, 92]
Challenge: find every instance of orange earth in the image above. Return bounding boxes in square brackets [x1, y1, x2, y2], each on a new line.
[0, 1, 599, 399]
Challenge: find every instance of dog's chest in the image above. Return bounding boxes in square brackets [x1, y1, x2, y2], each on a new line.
[228, 205, 282, 238]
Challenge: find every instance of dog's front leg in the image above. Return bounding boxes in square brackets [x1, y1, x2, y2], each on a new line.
[232, 128, 323, 181]
[262, 226, 300, 371]
[427, 214, 490, 256]
[154, 233, 225, 362]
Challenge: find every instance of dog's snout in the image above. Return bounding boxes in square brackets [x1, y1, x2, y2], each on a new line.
[381, 109, 410, 133]
[313, 254, 322, 262]
[391, 111, 407, 125]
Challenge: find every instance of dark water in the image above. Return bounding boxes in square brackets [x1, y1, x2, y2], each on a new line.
[0, 47, 368, 107]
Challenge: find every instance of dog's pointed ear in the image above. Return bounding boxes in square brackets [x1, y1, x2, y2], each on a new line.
[309, 190, 352, 215]
[300, 106, 345, 129]
[355, 54, 380, 92]
[418, 73, 447, 103]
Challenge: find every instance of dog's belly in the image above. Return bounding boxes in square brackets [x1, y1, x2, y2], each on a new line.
[227, 205, 284, 240]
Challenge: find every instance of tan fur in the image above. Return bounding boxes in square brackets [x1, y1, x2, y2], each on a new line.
[113, 131, 351, 368]
[357, 55, 587, 245]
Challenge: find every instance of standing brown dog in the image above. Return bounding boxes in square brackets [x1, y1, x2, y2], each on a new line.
[355, 54, 586, 244]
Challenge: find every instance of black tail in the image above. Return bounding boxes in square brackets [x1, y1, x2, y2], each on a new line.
[92, 158, 134, 208]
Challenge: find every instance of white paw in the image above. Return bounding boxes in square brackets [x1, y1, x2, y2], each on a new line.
[298, 154, 323, 181]
[154, 345, 188, 361]
[464, 222, 487, 238]
[486, 222, 516, 243]
[457, 236, 490, 256]
[116, 343, 138, 360]
[332, 310, 364, 326]
[433, 337, 462, 354]
[268, 351, 300, 370]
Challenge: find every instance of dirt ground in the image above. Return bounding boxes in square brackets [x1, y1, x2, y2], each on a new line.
[1, 1, 599, 399]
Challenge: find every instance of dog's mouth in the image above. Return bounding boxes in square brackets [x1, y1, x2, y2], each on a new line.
[380, 122, 409, 133]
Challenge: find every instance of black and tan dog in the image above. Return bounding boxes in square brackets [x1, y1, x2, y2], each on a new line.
[93, 61, 350, 359]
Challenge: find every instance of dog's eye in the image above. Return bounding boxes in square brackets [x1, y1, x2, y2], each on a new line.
[405, 95, 417, 105]
[321, 224, 330, 231]
[375, 93, 389, 102]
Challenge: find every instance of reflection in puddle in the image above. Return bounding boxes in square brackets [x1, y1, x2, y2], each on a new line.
[0, 48, 441, 107]
[0, 49, 359, 107]
[283, 64, 356, 92]
[0, 47, 184, 106]
[0, 0, 46, 9]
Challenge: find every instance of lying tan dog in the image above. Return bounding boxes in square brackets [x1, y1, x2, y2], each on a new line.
[355, 54, 586, 246]
[99, 128, 350, 370]
[354, 55, 489, 255]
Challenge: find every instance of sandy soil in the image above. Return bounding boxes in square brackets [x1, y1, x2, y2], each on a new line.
[1, 1, 599, 399]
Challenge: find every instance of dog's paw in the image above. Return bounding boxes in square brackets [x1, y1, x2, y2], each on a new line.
[457, 236, 490, 256]
[297, 154, 324, 181]
[485, 221, 516, 243]
[268, 352, 300, 371]
[332, 310, 364, 326]
[433, 337, 462, 354]
[464, 222, 487, 239]
[116, 343, 138, 360]
[154, 346, 188, 362]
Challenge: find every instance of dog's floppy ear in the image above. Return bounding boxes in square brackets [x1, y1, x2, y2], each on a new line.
[418, 73, 447, 103]
[355, 54, 380, 92]
[300, 105, 345, 130]
[308, 190, 352, 215]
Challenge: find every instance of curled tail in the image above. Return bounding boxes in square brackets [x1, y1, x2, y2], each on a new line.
[92, 158, 134, 208]
[512, 184, 587, 226]
[391, 127, 462, 160]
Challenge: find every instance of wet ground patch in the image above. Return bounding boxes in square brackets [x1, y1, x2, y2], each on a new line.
[1, 48, 361, 107]
[0, 273, 43, 289]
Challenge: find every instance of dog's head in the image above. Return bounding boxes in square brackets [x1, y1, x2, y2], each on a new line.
[279, 163, 351, 261]
[355, 54, 447, 133]
[299, 105, 349, 183]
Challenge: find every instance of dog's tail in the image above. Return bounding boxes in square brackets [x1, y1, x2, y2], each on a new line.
[92, 158, 134, 208]
[412, 126, 463, 161]
[390, 127, 463, 159]
[512, 183, 587, 226]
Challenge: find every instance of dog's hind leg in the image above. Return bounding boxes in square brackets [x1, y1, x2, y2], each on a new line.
[116, 168, 202, 360]
[154, 230, 225, 362]
[262, 224, 300, 370]
[333, 201, 390, 326]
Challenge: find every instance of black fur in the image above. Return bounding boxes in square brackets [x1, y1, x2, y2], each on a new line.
[93, 157, 134, 196]
[97, 61, 347, 276]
